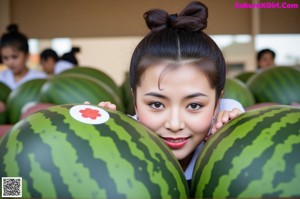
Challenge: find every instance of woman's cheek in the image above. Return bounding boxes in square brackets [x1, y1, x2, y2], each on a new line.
[137, 110, 161, 133]
[188, 114, 214, 134]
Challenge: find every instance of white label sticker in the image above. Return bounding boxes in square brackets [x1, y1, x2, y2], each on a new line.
[69, 105, 110, 125]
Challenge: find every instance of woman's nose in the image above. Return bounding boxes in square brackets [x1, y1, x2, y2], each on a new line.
[164, 109, 185, 132]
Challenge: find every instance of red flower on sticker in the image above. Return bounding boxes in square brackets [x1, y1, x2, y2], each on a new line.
[79, 108, 101, 120]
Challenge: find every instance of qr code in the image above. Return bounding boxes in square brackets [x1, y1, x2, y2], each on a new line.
[2, 177, 22, 198]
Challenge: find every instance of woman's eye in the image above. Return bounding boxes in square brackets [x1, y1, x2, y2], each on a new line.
[187, 103, 202, 110]
[149, 102, 164, 109]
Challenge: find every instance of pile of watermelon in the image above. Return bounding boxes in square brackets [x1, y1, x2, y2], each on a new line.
[0, 82, 11, 124]
[0, 104, 189, 198]
[0, 67, 127, 127]
[1, 65, 300, 198]
[224, 66, 300, 110]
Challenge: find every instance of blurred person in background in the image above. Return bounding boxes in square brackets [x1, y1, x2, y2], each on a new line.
[40, 47, 80, 76]
[257, 48, 276, 71]
[0, 24, 47, 90]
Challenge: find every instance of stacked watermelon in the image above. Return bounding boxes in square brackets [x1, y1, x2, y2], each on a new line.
[120, 71, 135, 115]
[0, 82, 11, 124]
[6, 79, 47, 124]
[223, 78, 255, 108]
[39, 73, 124, 112]
[3, 67, 124, 126]
[60, 67, 123, 101]
[0, 104, 188, 198]
[191, 105, 300, 198]
[40, 67, 124, 112]
[234, 71, 255, 83]
[247, 66, 300, 105]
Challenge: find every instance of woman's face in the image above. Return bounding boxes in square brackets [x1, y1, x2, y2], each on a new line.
[1, 46, 28, 74]
[40, 57, 56, 75]
[135, 62, 218, 163]
[258, 52, 275, 69]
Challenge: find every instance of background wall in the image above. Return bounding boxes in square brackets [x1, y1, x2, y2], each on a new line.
[0, 0, 299, 84]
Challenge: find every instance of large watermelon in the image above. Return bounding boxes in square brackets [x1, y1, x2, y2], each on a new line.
[60, 66, 122, 99]
[247, 66, 300, 104]
[6, 79, 47, 124]
[223, 78, 255, 108]
[120, 71, 135, 115]
[0, 104, 188, 198]
[234, 71, 255, 83]
[0, 82, 11, 124]
[39, 74, 124, 112]
[191, 105, 300, 198]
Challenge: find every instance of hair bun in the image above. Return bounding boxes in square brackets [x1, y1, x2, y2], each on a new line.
[7, 24, 19, 33]
[177, 1, 208, 31]
[144, 9, 169, 32]
[143, 1, 208, 32]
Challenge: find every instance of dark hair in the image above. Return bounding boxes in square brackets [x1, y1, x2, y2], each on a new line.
[0, 24, 29, 54]
[130, 1, 226, 104]
[257, 48, 276, 61]
[61, 47, 80, 65]
[40, 48, 59, 62]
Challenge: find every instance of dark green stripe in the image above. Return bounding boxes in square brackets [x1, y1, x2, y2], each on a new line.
[205, 109, 295, 197]
[272, 135, 300, 187]
[110, 112, 187, 198]
[15, 116, 72, 198]
[42, 78, 83, 104]
[0, 128, 10, 177]
[228, 111, 300, 197]
[96, 112, 162, 198]
[199, 110, 272, 198]
[192, 107, 266, 192]
[192, 107, 299, 198]
[47, 77, 114, 105]
[262, 72, 285, 103]
[7, 79, 45, 123]
[249, 71, 279, 103]
[272, 69, 295, 104]
[43, 109, 125, 198]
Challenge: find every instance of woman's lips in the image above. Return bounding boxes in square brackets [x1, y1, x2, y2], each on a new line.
[161, 137, 189, 149]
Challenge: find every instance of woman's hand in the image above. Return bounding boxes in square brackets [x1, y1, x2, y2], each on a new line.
[205, 108, 242, 141]
[84, 101, 117, 110]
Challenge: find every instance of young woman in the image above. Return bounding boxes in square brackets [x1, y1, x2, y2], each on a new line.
[0, 24, 47, 90]
[94, 1, 244, 185]
[40, 47, 80, 75]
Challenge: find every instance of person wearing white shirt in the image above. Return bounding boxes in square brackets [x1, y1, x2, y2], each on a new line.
[0, 24, 47, 90]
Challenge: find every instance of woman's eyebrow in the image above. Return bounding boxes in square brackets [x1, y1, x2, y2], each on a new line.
[145, 92, 167, 99]
[185, 92, 208, 99]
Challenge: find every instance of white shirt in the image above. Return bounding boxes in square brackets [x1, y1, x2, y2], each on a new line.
[0, 69, 47, 90]
[54, 60, 74, 75]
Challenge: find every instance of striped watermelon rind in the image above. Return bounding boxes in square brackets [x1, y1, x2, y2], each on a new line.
[234, 71, 255, 83]
[60, 66, 123, 99]
[191, 105, 300, 198]
[0, 104, 188, 198]
[247, 66, 300, 104]
[120, 71, 135, 115]
[61, 73, 124, 111]
[6, 79, 47, 124]
[39, 74, 124, 112]
[0, 82, 11, 124]
[223, 78, 255, 108]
